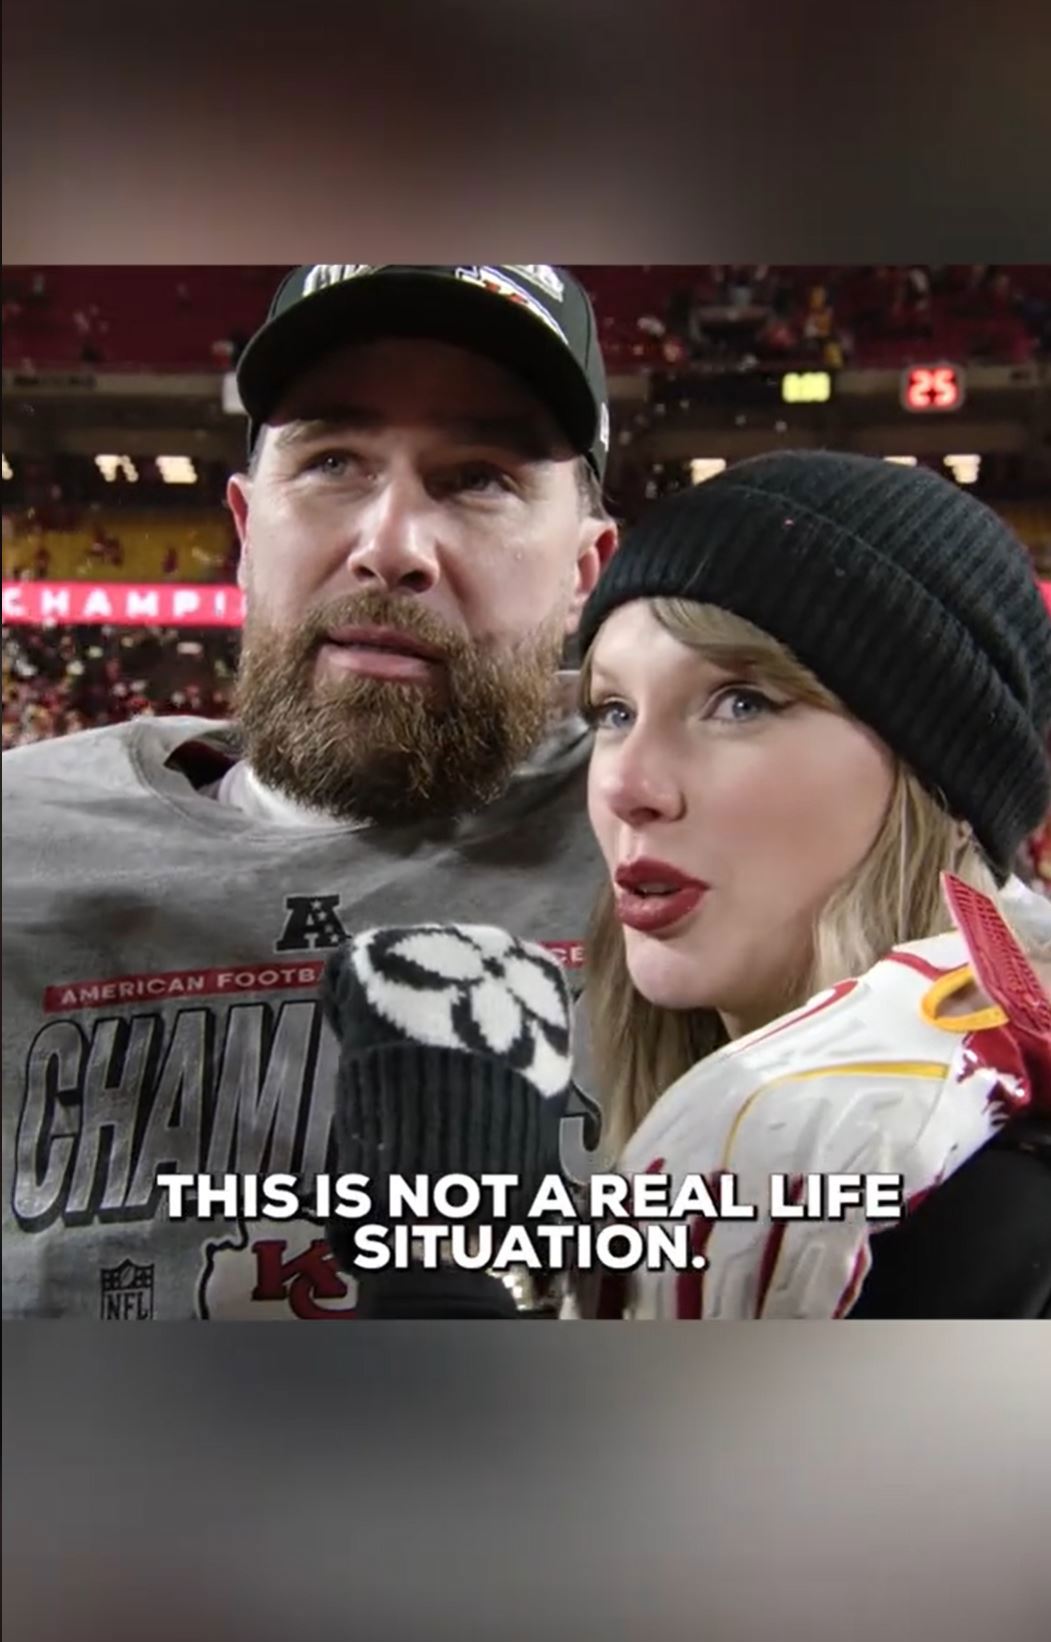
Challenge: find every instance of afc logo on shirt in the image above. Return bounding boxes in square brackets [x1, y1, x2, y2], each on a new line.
[274, 893, 347, 952]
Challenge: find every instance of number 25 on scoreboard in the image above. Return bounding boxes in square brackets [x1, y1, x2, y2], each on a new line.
[901, 363, 965, 413]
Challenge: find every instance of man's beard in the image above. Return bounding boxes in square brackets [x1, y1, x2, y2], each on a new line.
[235, 589, 567, 824]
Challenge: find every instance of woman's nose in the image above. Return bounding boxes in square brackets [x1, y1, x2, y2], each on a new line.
[598, 735, 687, 827]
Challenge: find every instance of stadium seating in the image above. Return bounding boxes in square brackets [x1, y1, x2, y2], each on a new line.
[3, 266, 1047, 375]
[2, 510, 237, 583]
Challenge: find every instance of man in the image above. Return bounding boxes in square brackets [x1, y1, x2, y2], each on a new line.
[2, 264, 617, 1320]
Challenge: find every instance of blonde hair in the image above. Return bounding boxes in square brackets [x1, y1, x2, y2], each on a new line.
[581, 599, 1003, 1161]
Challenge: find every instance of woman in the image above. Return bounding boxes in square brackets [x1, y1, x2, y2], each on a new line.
[575, 449, 1051, 1318]
[321, 450, 1048, 1318]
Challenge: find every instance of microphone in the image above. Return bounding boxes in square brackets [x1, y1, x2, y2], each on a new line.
[319, 923, 578, 1318]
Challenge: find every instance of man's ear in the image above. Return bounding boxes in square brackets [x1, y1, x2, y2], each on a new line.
[564, 519, 618, 636]
[226, 474, 251, 592]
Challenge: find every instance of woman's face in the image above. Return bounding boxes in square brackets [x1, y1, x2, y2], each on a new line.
[586, 601, 896, 1035]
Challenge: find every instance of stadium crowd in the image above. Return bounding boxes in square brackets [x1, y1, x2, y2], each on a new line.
[2, 622, 236, 750]
[590, 263, 1050, 373]
[3, 265, 1050, 376]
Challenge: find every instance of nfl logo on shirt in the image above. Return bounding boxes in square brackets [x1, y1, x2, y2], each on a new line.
[99, 1259, 155, 1320]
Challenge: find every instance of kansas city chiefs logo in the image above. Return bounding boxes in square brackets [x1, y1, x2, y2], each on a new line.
[198, 1213, 358, 1320]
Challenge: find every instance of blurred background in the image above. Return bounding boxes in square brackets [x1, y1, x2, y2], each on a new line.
[3, 263, 1049, 889]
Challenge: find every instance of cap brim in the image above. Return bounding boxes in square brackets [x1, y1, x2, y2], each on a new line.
[237, 270, 598, 458]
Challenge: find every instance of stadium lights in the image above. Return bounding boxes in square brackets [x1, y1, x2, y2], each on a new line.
[157, 456, 198, 485]
[782, 372, 831, 404]
[944, 454, 980, 485]
[95, 454, 139, 483]
[1, 455, 12, 481]
[884, 456, 918, 466]
[690, 459, 728, 485]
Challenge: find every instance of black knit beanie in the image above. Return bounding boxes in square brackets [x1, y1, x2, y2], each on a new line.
[320, 923, 574, 1227]
[579, 451, 1051, 876]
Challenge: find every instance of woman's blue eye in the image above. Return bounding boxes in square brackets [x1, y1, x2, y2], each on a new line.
[709, 686, 781, 722]
[587, 699, 634, 731]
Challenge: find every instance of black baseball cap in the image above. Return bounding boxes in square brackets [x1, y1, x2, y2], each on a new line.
[236, 263, 610, 479]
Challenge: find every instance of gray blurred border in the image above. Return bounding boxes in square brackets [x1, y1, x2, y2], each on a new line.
[4, 0, 1050, 261]
[4, 1324, 1049, 1641]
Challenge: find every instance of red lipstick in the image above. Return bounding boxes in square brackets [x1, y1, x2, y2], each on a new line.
[613, 858, 708, 934]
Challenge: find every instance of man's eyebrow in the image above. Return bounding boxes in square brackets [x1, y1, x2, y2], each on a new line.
[270, 410, 376, 454]
[271, 407, 557, 460]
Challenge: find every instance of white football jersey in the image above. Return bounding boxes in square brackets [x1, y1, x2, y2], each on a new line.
[615, 876, 1048, 1319]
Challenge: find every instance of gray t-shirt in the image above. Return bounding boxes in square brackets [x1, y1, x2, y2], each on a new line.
[2, 712, 603, 1319]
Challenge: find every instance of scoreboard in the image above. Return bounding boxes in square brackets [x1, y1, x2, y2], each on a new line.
[901, 364, 966, 413]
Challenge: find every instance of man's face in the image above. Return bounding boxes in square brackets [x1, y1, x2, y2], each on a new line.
[227, 337, 615, 823]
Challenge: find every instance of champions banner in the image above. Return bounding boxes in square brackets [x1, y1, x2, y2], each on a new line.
[6, 580, 1050, 630]
[1, 581, 245, 627]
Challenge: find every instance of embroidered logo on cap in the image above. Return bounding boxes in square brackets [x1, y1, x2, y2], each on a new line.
[301, 265, 375, 297]
[506, 265, 566, 302]
[454, 266, 569, 345]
